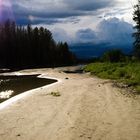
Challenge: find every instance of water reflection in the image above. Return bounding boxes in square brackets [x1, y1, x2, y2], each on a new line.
[0, 75, 57, 103]
[0, 90, 14, 99]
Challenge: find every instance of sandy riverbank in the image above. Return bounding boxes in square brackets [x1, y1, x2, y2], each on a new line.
[0, 66, 140, 140]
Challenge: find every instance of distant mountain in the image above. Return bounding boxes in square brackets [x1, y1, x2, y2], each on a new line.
[69, 43, 133, 59]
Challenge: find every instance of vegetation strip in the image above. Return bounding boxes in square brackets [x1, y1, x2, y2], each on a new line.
[84, 63, 140, 93]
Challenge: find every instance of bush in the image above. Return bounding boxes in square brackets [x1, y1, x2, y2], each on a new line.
[50, 91, 61, 97]
[101, 49, 125, 62]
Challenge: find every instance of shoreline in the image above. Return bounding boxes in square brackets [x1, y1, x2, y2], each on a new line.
[0, 74, 61, 110]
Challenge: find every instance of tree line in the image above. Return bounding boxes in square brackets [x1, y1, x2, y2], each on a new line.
[0, 20, 76, 69]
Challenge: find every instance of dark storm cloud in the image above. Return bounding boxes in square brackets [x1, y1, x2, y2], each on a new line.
[76, 29, 97, 43]
[74, 18, 134, 46]
[63, 0, 115, 11]
[1, 0, 118, 25]
[15, 17, 62, 25]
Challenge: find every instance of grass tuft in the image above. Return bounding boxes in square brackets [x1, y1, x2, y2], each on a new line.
[50, 91, 61, 97]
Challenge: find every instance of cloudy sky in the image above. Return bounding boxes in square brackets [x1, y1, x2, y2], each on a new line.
[0, 0, 137, 45]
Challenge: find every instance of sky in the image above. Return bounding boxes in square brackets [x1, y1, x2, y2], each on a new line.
[0, 0, 138, 47]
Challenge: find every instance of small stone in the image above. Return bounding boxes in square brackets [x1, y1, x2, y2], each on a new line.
[16, 134, 21, 137]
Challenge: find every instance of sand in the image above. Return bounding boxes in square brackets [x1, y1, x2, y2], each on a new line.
[0, 66, 140, 140]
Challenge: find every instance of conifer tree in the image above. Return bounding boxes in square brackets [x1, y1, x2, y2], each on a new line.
[133, 0, 140, 59]
[0, 20, 76, 69]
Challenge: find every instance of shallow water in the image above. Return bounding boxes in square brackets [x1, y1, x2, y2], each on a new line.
[0, 75, 57, 103]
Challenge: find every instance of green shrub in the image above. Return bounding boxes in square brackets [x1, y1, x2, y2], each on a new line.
[101, 49, 125, 62]
[50, 91, 61, 97]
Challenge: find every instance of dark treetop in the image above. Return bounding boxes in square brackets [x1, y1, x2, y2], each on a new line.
[0, 20, 76, 69]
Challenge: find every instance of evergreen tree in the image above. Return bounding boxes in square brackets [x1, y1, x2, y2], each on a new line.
[0, 20, 76, 69]
[133, 0, 140, 59]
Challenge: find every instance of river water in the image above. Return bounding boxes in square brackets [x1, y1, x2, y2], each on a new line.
[0, 75, 57, 103]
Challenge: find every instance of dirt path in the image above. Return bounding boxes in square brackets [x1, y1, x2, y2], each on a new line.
[0, 66, 140, 140]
